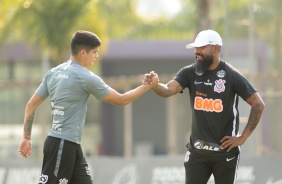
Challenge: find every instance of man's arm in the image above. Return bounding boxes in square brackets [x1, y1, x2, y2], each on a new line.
[102, 71, 159, 106]
[19, 94, 44, 157]
[152, 79, 184, 98]
[23, 94, 45, 140]
[220, 92, 265, 152]
[240, 92, 265, 140]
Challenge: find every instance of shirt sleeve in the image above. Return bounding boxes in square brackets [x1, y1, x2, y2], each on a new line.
[35, 71, 50, 99]
[173, 65, 194, 90]
[82, 71, 111, 100]
[229, 67, 257, 101]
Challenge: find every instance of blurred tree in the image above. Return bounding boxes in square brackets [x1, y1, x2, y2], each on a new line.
[219, 0, 250, 38]
[126, 0, 195, 40]
[255, 0, 282, 71]
[129, 0, 219, 40]
[195, 0, 213, 32]
[0, 0, 108, 67]
[96, 0, 141, 39]
[0, 0, 23, 41]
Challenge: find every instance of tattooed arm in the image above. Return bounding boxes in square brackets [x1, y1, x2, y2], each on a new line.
[241, 92, 265, 140]
[19, 94, 44, 157]
[24, 112, 35, 140]
[152, 80, 184, 98]
[220, 92, 265, 152]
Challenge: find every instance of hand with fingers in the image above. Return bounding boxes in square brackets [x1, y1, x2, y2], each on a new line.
[143, 71, 159, 87]
[18, 138, 32, 158]
[220, 135, 246, 152]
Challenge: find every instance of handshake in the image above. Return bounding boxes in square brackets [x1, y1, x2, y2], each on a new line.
[143, 71, 159, 88]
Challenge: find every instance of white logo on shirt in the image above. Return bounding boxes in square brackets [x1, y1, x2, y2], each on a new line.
[194, 140, 221, 151]
[217, 70, 226, 78]
[204, 79, 212, 85]
[55, 71, 68, 79]
[194, 81, 203, 84]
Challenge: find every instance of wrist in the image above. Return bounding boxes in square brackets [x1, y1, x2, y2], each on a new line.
[142, 83, 152, 89]
[152, 84, 159, 90]
[24, 136, 31, 140]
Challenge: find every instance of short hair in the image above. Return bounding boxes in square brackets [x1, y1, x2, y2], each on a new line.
[71, 30, 101, 55]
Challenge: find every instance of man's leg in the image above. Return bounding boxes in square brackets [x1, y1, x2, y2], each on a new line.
[184, 150, 212, 184]
[39, 137, 76, 184]
[70, 146, 93, 184]
[212, 152, 240, 184]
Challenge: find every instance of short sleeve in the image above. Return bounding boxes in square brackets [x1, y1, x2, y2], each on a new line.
[35, 71, 50, 99]
[173, 65, 194, 90]
[82, 72, 111, 100]
[229, 66, 257, 101]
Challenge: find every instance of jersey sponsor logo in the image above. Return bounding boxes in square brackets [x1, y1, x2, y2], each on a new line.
[53, 120, 59, 124]
[217, 70, 226, 78]
[194, 81, 203, 84]
[214, 79, 226, 93]
[51, 102, 64, 110]
[55, 71, 69, 79]
[52, 124, 62, 132]
[194, 140, 221, 151]
[59, 178, 69, 184]
[204, 79, 212, 85]
[196, 91, 207, 97]
[194, 96, 223, 112]
[38, 174, 48, 184]
[52, 109, 64, 116]
[194, 80, 213, 85]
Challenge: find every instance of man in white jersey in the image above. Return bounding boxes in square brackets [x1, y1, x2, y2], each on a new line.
[18, 30, 158, 184]
[145, 29, 265, 184]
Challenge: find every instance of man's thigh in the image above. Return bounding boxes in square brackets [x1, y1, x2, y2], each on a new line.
[39, 137, 92, 184]
[70, 149, 93, 184]
[212, 152, 240, 184]
[184, 150, 212, 184]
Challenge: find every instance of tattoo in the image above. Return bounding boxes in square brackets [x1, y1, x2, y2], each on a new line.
[246, 95, 263, 132]
[24, 112, 35, 140]
[161, 86, 170, 97]
[153, 82, 182, 97]
[154, 84, 171, 97]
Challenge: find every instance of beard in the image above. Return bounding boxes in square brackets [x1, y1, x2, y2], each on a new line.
[194, 54, 214, 76]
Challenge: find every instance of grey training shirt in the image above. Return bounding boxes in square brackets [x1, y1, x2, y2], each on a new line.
[35, 60, 111, 144]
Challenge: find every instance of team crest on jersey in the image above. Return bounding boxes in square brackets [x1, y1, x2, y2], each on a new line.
[216, 70, 226, 78]
[214, 79, 226, 93]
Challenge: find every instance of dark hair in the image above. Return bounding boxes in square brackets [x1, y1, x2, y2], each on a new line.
[71, 30, 101, 55]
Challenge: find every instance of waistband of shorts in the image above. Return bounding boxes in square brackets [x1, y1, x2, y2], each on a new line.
[186, 142, 240, 156]
[47, 136, 79, 145]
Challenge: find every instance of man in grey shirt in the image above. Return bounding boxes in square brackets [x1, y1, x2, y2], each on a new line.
[18, 30, 158, 184]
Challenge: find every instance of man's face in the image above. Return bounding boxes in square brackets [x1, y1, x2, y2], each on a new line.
[82, 47, 99, 67]
[194, 45, 214, 76]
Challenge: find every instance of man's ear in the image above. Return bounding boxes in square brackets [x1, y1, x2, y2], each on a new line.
[80, 49, 86, 56]
[215, 45, 221, 52]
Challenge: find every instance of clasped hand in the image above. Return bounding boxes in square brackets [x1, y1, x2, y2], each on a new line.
[143, 71, 159, 87]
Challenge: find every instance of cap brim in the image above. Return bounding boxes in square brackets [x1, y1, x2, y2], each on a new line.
[185, 42, 208, 49]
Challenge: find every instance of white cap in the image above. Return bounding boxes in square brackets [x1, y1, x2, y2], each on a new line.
[186, 29, 223, 49]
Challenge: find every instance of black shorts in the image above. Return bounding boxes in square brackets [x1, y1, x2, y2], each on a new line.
[38, 136, 93, 184]
[184, 148, 240, 184]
